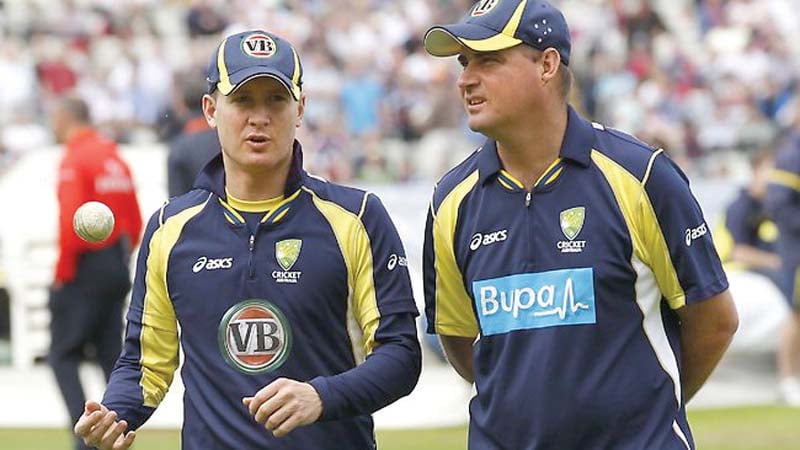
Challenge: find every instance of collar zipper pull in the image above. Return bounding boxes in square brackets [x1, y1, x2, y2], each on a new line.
[525, 192, 532, 207]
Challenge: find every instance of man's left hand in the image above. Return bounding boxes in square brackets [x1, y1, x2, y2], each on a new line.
[243, 378, 323, 437]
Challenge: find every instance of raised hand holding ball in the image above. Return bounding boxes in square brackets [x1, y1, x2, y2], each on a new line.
[73, 201, 115, 243]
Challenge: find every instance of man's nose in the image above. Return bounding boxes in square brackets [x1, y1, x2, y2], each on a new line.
[248, 103, 271, 126]
[457, 67, 478, 91]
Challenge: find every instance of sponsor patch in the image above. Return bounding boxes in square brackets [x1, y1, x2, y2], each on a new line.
[684, 223, 707, 246]
[470, 229, 508, 251]
[472, 268, 596, 336]
[471, 0, 500, 17]
[242, 33, 277, 58]
[387, 253, 408, 271]
[193, 256, 233, 273]
[218, 300, 292, 374]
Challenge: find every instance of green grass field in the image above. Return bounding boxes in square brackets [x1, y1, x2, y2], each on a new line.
[1, 406, 797, 450]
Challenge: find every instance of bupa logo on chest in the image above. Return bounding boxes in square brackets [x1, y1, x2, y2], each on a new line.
[473, 268, 597, 336]
[272, 239, 302, 283]
[242, 33, 277, 58]
[193, 256, 234, 273]
[557, 207, 587, 253]
[218, 300, 292, 374]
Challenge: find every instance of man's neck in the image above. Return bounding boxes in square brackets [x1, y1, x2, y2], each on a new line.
[495, 106, 568, 191]
[224, 158, 292, 201]
[64, 125, 93, 144]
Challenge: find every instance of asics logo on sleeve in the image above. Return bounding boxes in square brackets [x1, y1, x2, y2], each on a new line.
[193, 256, 234, 273]
[684, 223, 707, 247]
[387, 254, 408, 271]
[470, 229, 508, 251]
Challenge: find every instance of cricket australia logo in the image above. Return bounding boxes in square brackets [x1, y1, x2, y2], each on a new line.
[557, 207, 587, 253]
[272, 239, 302, 283]
[218, 300, 292, 374]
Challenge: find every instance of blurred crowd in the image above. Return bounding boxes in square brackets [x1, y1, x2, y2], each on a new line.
[0, 0, 799, 182]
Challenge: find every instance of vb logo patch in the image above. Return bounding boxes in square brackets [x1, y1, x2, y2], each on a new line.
[218, 300, 292, 374]
[273, 239, 302, 283]
[471, 0, 500, 16]
[558, 207, 587, 253]
[242, 33, 277, 58]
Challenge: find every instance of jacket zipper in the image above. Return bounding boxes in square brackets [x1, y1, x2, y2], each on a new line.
[526, 191, 534, 264]
[248, 233, 256, 279]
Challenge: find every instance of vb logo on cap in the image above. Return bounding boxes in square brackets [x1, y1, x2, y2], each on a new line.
[472, 0, 500, 16]
[242, 33, 277, 58]
[206, 29, 303, 99]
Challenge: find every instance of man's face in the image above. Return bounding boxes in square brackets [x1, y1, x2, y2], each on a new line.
[203, 77, 304, 175]
[456, 45, 544, 137]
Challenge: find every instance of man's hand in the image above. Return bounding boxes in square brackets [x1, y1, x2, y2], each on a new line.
[73, 401, 136, 450]
[243, 378, 323, 438]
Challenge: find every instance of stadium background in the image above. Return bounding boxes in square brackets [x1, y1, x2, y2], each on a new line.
[0, 0, 799, 448]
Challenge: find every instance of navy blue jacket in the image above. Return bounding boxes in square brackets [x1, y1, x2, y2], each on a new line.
[103, 142, 421, 449]
[424, 107, 727, 450]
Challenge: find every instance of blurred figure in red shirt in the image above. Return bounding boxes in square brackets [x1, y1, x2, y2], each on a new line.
[49, 96, 142, 450]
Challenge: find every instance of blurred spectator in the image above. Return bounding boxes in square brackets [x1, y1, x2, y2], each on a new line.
[166, 72, 220, 197]
[764, 108, 800, 407]
[715, 147, 782, 286]
[186, 1, 228, 37]
[0, 130, 8, 172]
[340, 58, 385, 138]
[0, 0, 797, 184]
[49, 96, 143, 449]
[0, 271, 9, 344]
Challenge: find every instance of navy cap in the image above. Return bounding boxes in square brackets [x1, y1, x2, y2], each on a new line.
[206, 30, 303, 99]
[424, 0, 571, 66]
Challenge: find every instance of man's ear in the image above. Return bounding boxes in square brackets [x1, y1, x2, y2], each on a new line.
[202, 94, 217, 128]
[296, 94, 306, 128]
[540, 48, 561, 84]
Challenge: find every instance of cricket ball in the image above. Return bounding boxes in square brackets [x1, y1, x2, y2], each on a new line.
[73, 201, 115, 243]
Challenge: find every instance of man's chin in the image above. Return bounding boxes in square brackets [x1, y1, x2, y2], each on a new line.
[467, 119, 493, 137]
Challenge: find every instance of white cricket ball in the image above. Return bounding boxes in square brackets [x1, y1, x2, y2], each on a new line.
[73, 201, 115, 243]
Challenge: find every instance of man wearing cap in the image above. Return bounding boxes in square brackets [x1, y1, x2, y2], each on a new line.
[73, 30, 421, 450]
[421, 1, 738, 449]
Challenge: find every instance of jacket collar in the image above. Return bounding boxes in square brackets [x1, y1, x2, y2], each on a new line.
[194, 139, 306, 200]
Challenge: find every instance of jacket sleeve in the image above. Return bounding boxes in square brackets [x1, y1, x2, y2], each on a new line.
[102, 207, 180, 430]
[309, 193, 421, 420]
[423, 177, 481, 338]
[638, 151, 728, 307]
